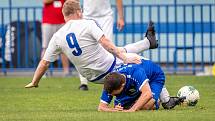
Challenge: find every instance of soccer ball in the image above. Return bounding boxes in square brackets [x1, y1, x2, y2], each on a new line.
[177, 86, 200, 106]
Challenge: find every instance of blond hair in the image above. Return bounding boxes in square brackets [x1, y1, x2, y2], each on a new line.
[62, 0, 81, 17]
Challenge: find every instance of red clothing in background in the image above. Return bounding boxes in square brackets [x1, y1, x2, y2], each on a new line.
[42, 0, 65, 24]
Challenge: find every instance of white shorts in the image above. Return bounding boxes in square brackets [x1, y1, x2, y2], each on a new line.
[83, 15, 114, 41]
[42, 23, 64, 48]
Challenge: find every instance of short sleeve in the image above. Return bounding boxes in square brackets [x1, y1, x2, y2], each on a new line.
[100, 90, 113, 104]
[130, 68, 149, 91]
[89, 20, 104, 42]
[43, 35, 62, 62]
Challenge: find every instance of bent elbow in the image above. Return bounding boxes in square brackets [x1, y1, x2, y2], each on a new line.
[97, 104, 105, 112]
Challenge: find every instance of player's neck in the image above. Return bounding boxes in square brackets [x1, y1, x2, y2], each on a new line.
[65, 15, 82, 22]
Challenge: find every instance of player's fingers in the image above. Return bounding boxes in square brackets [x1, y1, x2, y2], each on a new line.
[115, 104, 122, 107]
[117, 23, 122, 31]
[134, 57, 141, 64]
[136, 59, 141, 64]
[124, 53, 142, 64]
[118, 25, 122, 31]
[117, 21, 124, 31]
[115, 105, 123, 111]
[126, 58, 140, 64]
[134, 59, 141, 64]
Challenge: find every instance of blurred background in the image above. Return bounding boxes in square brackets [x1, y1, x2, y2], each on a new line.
[0, 0, 215, 76]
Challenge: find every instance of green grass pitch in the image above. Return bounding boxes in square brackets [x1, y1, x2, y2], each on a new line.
[0, 75, 215, 121]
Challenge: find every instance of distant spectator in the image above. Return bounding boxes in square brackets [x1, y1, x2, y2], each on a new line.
[41, 0, 70, 76]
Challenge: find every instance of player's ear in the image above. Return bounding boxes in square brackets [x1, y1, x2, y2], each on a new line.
[120, 74, 126, 84]
[77, 10, 82, 18]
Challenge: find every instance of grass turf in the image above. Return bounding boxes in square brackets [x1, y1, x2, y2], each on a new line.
[0, 75, 215, 121]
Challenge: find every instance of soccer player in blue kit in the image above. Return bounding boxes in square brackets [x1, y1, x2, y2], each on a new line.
[98, 58, 185, 112]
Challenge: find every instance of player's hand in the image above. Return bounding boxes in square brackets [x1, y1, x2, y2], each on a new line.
[25, 82, 38, 88]
[114, 104, 124, 111]
[122, 109, 136, 112]
[117, 18, 125, 31]
[123, 53, 141, 64]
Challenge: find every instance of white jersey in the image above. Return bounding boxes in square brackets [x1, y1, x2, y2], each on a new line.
[83, 0, 113, 18]
[43, 19, 115, 81]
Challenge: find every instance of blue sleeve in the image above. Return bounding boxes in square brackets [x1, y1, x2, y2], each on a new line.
[100, 90, 113, 104]
[130, 68, 149, 91]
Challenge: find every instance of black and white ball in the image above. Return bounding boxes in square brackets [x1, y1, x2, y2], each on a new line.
[177, 86, 200, 106]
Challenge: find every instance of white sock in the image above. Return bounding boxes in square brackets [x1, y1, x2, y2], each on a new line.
[160, 86, 170, 103]
[124, 37, 150, 53]
[79, 73, 88, 85]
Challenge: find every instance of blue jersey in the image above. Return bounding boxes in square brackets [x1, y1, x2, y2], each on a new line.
[100, 59, 165, 109]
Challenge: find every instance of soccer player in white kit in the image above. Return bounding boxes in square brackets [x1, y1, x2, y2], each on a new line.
[24, 0, 146, 87]
[24, 0, 158, 85]
[25, 0, 181, 109]
[79, 0, 124, 90]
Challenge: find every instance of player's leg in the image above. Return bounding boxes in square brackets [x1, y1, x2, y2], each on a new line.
[41, 23, 53, 58]
[148, 67, 166, 110]
[61, 53, 70, 76]
[159, 87, 181, 109]
[99, 15, 155, 54]
[79, 74, 89, 91]
[123, 38, 150, 53]
[149, 65, 184, 109]
[100, 15, 114, 41]
[159, 83, 185, 109]
[149, 81, 164, 110]
[161, 88, 186, 109]
[41, 24, 55, 77]
[159, 86, 170, 103]
[123, 21, 158, 53]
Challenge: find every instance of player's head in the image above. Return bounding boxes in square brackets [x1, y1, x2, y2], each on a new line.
[104, 72, 126, 96]
[62, 0, 82, 21]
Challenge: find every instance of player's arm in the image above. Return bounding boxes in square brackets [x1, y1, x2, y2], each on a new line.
[124, 82, 153, 112]
[98, 102, 123, 112]
[99, 36, 141, 64]
[98, 90, 123, 112]
[25, 60, 50, 88]
[115, 0, 125, 31]
[99, 35, 125, 61]
[25, 35, 61, 88]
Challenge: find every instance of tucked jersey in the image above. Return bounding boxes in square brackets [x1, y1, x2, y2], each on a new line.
[42, 0, 65, 24]
[43, 19, 115, 81]
[83, 0, 113, 17]
[100, 59, 165, 108]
